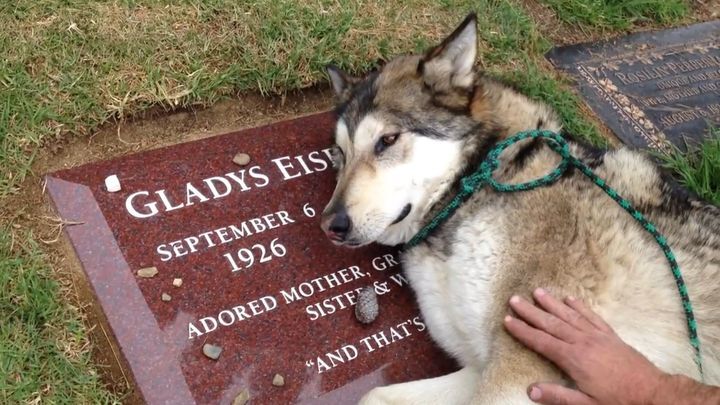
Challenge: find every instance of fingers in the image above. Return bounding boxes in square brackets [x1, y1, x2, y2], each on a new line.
[528, 383, 597, 405]
[564, 296, 614, 333]
[509, 295, 578, 342]
[533, 288, 596, 333]
[503, 315, 570, 370]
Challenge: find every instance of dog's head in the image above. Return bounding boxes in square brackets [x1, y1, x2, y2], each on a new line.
[320, 13, 485, 247]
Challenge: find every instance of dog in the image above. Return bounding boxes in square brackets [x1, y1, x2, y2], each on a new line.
[319, 13, 720, 404]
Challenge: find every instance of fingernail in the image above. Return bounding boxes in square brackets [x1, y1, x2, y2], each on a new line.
[535, 288, 546, 296]
[529, 386, 542, 401]
[510, 295, 520, 304]
[567, 295, 576, 301]
[504, 315, 512, 323]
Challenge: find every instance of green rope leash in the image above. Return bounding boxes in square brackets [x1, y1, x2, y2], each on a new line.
[405, 129, 703, 378]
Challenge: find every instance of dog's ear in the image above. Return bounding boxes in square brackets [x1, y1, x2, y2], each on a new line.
[326, 65, 358, 100]
[419, 13, 477, 92]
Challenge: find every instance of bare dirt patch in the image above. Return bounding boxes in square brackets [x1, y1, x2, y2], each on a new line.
[691, 0, 720, 21]
[34, 87, 333, 175]
[520, 0, 601, 46]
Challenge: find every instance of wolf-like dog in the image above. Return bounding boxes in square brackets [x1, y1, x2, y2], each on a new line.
[319, 13, 720, 405]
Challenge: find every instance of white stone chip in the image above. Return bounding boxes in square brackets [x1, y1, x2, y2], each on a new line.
[137, 267, 158, 278]
[232, 389, 250, 405]
[272, 373, 285, 387]
[161, 293, 172, 302]
[232, 153, 251, 166]
[172, 278, 183, 287]
[104, 174, 121, 192]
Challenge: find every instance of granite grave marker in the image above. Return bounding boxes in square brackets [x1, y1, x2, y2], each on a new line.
[46, 112, 457, 404]
[547, 21, 719, 151]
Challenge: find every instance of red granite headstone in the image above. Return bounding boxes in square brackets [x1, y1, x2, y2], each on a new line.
[46, 112, 457, 404]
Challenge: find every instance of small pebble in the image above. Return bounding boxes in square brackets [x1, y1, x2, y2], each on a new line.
[233, 153, 251, 166]
[161, 293, 172, 302]
[232, 389, 250, 405]
[172, 278, 183, 287]
[272, 373, 285, 387]
[105, 174, 121, 192]
[355, 286, 379, 324]
[203, 343, 222, 360]
[137, 266, 158, 278]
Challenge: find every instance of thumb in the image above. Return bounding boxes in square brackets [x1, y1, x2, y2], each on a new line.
[528, 383, 596, 405]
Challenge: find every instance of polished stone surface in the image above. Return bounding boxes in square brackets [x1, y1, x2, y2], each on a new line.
[547, 21, 719, 151]
[47, 112, 457, 404]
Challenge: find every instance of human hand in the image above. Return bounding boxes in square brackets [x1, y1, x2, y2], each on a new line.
[503, 288, 666, 405]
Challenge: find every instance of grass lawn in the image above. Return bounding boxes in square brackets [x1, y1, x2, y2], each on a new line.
[0, 0, 711, 402]
[662, 127, 720, 206]
[0, 232, 120, 403]
[542, 0, 688, 30]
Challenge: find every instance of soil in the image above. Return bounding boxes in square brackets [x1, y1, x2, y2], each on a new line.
[521, 0, 600, 46]
[692, 0, 720, 21]
[33, 87, 334, 177]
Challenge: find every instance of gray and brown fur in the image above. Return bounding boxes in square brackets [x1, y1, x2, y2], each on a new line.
[320, 13, 720, 404]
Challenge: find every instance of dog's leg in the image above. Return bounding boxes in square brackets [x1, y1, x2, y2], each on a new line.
[468, 334, 565, 405]
[359, 367, 479, 405]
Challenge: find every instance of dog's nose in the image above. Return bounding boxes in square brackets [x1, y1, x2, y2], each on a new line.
[329, 211, 351, 236]
[322, 208, 352, 241]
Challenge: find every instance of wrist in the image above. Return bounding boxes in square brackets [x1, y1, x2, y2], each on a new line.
[648, 373, 697, 405]
[645, 371, 669, 405]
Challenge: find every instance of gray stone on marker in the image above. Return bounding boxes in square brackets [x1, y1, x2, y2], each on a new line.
[203, 343, 222, 360]
[355, 286, 379, 324]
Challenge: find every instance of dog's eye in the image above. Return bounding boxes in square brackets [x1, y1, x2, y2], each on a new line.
[382, 133, 399, 146]
[375, 133, 400, 155]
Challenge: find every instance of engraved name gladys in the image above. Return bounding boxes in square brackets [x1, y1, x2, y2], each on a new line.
[124, 148, 333, 218]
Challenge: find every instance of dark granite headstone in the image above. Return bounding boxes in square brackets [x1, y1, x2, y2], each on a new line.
[547, 21, 720, 152]
[46, 112, 456, 404]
